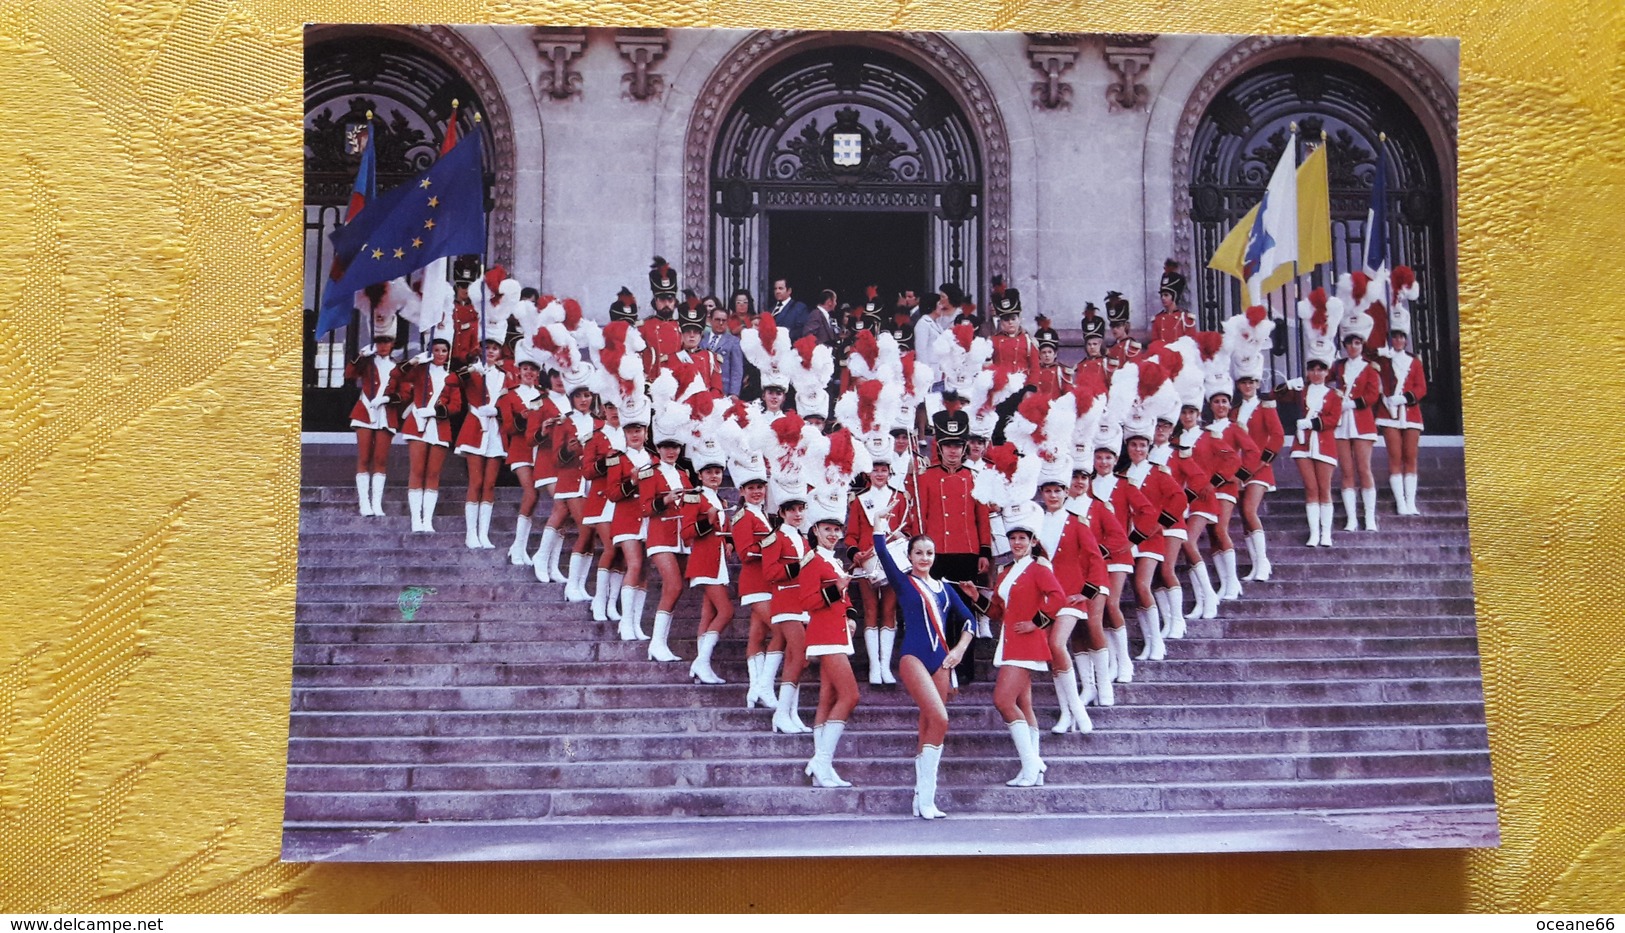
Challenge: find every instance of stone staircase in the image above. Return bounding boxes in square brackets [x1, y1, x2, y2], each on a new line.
[282, 446, 1497, 860]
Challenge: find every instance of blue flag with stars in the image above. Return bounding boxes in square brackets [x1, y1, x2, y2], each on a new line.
[317, 132, 487, 335]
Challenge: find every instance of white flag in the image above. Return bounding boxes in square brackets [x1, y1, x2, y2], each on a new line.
[1243, 138, 1299, 304]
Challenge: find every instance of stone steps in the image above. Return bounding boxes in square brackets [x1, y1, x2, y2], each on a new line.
[286, 723, 1490, 763]
[284, 774, 1495, 823]
[287, 699, 1488, 736]
[291, 678, 1488, 713]
[285, 448, 1493, 854]
[285, 748, 1492, 794]
[292, 635, 1481, 664]
[289, 655, 1485, 688]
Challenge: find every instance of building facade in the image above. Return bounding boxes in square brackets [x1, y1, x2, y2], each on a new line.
[303, 27, 1460, 430]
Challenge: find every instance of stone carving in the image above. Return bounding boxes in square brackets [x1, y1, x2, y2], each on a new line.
[532, 28, 587, 101]
[616, 29, 669, 101]
[1025, 34, 1079, 110]
[1102, 34, 1155, 112]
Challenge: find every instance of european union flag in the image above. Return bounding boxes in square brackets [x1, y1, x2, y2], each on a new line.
[316, 133, 487, 335]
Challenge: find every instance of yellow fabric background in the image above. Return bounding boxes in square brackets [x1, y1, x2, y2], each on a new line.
[0, 0, 1621, 914]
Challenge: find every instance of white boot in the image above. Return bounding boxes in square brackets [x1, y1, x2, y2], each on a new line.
[772, 683, 810, 734]
[1362, 486, 1379, 531]
[878, 627, 897, 684]
[1390, 473, 1408, 516]
[913, 744, 946, 819]
[605, 571, 624, 621]
[477, 501, 495, 548]
[649, 610, 682, 662]
[1320, 499, 1336, 547]
[865, 628, 883, 685]
[1090, 648, 1116, 706]
[464, 502, 481, 549]
[762, 652, 784, 710]
[356, 474, 375, 516]
[690, 631, 725, 684]
[1305, 501, 1322, 547]
[745, 655, 765, 707]
[408, 488, 424, 532]
[1241, 533, 1260, 581]
[509, 515, 533, 565]
[1110, 626, 1134, 684]
[546, 533, 571, 583]
[1167, 584, 1187, 638]
[1191, 562, 1220, 619]
[1006, 721, 1042, 786]
[1057, 670, 1092, 733]
[790, 683, 810, 731]
[1153, 588, 1171, 635]
[1050, 670, 1075, 734]
[1030, 724, 1047, 784]
[1248, 529, 1271, 582]
[617, 587, 639, 641]
[370, 473, 387, 516]
[420, 490, 438, 532]
[809, 720, 852, 787]
[1073, 651, 1096, 706]
[564, 553, 590, 601]
[533, 527, 559, 581]
[1404, 473, 1420, 515]
[1220, 549, 1242, 600]
[1137, 605, 1166, 661]
[592, 569, 612, 622]
[1342, 488, 1359, 532]
[631, 588, 650, 640]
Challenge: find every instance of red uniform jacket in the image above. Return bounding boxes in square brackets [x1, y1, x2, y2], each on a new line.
[1234, 398, 1284, 487]
[607, 451, 653, 541]
[800, 551, 854, 651]
[1029, 363, 1071, 400]
[581, 428, 623, 522]
[1150, 310, 1196, 345]
[985, 558, 1065, 665]
[843, 485, 915, 560]
[449, 302, 481, 369]
[1036, 509, 1108, 598]
[640, 317, 682, 379]
[1071, 495, 1131, 568]
[1075, 357, 1110, 385]
[392, 362, 462, 444]
[641, 461, 697, 551]
[454, 365, 510, 454]
[1376, 350, 1427, 428]
[675, 348, 721, 394]
[496, 384, 547, 468]
[991, 333, 1038, 374]
[731, 504, 775, 599]
[1278, 383, 1343, 461]
[762, 524, 813, 622]
[549, 410, 598, 492]
[906, 464, 993, 558]
[345, 353, 399, 431]
[1092, 473, 1159, 553]
[1130, 463, 1189, 538]
[683, 489, 732, 581]
[1331, 355, 1382, 436]
[1208, 419, 1262, 499]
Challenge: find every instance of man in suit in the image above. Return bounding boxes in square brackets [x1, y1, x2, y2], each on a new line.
[804, 289, 844, 403]
[768, 276, 810, 342]
[702, 305, 744, 397]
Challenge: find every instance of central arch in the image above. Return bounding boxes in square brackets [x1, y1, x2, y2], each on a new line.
[683, 31, 1011, 302]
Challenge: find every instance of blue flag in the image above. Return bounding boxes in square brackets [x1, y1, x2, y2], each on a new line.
[316, 133, 487, 335]
[1362, 142, 1388, 278]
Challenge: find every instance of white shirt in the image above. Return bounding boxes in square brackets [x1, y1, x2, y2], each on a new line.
[914, 314, 946, 370]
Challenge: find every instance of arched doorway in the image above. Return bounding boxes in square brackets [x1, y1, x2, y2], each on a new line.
[687, 34, 1009, 310]
[1182, 52, 1460, 433]
[302, 27, 514, 430]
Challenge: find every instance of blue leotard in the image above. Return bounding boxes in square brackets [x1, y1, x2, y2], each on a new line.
[875, 533, 977, 674]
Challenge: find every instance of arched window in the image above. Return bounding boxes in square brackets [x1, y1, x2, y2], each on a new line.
[1187, 59, 1458, 433]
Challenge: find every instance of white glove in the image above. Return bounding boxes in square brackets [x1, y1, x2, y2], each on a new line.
[468, 360, 487, 374]
[1285, 377, 1305, 391]
[414, 406, 435, 422]
[1296, 417, 1312, 431]
[476, 404, 498, 418]
[1388, 394, 1405, 410]
[409, 351, 431, 365]
[359, 343, 376, 357]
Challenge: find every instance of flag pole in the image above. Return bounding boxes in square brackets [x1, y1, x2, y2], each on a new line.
[1378, 130, 1392, 330]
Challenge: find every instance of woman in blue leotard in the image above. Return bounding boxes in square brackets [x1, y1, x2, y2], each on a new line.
[873, 513, 978, 820]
